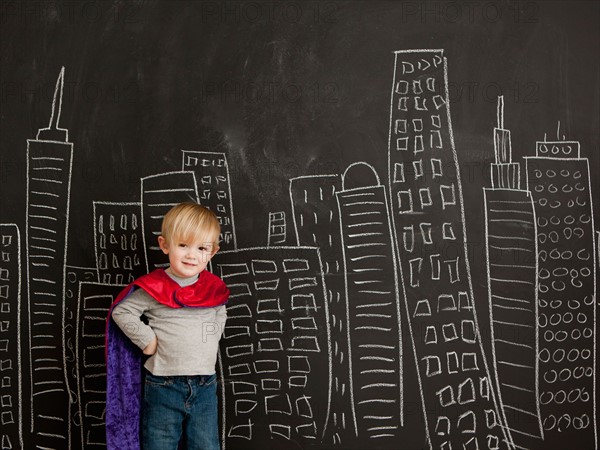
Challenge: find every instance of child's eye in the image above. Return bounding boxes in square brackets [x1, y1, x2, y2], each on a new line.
[178, 243, 188, 248]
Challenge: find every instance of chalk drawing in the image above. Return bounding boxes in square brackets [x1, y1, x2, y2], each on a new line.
[211, 246, 331, 449]
[525, 123, 597, 449]
[0, 224, 23, 450]
[484, 97, 543, 449]
[386, 50, 509, 449]
[25, 67, 73, 450]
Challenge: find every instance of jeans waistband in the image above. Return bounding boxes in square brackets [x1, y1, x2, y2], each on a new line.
[145, 370, 216, 382]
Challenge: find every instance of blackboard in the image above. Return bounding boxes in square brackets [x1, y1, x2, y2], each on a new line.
[0, 1, 598, 449]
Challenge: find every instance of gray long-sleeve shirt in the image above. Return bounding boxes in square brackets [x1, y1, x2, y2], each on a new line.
[111, 269, 227, 376]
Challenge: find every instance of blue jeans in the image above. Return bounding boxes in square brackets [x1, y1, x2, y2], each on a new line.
[142, 372, 220, 450]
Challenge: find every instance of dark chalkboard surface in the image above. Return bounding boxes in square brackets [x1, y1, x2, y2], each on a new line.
[0, 1, 598, 449]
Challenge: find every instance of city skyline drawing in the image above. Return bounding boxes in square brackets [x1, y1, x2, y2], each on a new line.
[0, 46, 597, 450]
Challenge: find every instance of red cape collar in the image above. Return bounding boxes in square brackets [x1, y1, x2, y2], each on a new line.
[131, 268, 229, 308]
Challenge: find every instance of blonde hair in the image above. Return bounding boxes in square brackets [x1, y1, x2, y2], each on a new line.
[161, 202, 221, 247]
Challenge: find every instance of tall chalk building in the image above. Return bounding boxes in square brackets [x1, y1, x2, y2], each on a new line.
[336, 162, 403, 444]
[181, 151, 236, 250]
[387, 50, 507, 449]
[0, 224, 22, 450]
[525, 137, 597, 449]
[289, 174, 352, 444]
[25, 67, 73, 449]
[484, 97, 543, 449]
[212, 246, 331, 449]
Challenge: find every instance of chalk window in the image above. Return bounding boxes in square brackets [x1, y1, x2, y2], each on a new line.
[440, 184, 456, 209]
[0, 269, 8, 281]
[256, 320, 283, 335]
[395, 119, 407, 134]
[395, 80, 409, 94]
[265, 394, 292, 415]
[415, 97, 428, 111]
[431, 130, 443, 148]
[481, 378, 491, 400]
[291, 294, 316, 311]
[423, 355, 441, 377]
[458, 291, 472, 311]
[447, 352, 459, 374]
[431, 159, 443, 178]
[431, 114, 441, 128]
[457, 378, 475, 405]
[402, 62, 414, 74]
[2, 235, 12, 246]
[442, 222, 455, 239]
[413, 160, 423, 179]
[291, 336, 320, 352]
[256, 298, 282, 314]
[424, 326, 437, 344]
[292, 317, 317, 330]
[253, 360, 279, 374]
[430, 254, 440, 280]
[229, 364, 251, 376]
[437, 294, 457, 312]
[413, 80, 423, 94]
[409, 258, 422, 287]
[437, 385, 455, 407]
[0, 287, 8, 300]
[462, 353, 479, 371]
[255, 279, 279, 290]
[485, 409, 497, 428]
[457, 411, 476, 433]
[260, 378, 281, 391]
[420, 188, 432, 208]
[288, 355, 310, 373]
[435, 416, 450, 436]
[462, 320, 476, 343]
[412, 118, 423, 132]
[420, 223, 433, 244]
[446, 258, 460, 283]
[185, 155, 198, 167]
[433, 94, 446, 109]
[414, 135, 424, 153]
[289, 376, 307, 388]
[252, 259, 277, 274]
[258, 338, 283, 352]
[393, 163, 405, 183]
[296, 396, 314, 418]
[442, 323, 458, 342]
[426, 77, 436, 92]
[397, 190, 413, 213]
[396, 137, 409, 151]
[413, 299, 431, 317]
[398, 97, 408, 111]
[403, 225, 414, 252]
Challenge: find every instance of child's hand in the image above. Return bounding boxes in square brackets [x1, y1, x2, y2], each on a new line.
[143, 337, 158, 355]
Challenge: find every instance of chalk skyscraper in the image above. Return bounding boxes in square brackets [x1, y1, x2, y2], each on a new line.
[25, 67, 73, 449]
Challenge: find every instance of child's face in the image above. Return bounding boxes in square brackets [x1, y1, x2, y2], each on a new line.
[158, 233, 219, 279]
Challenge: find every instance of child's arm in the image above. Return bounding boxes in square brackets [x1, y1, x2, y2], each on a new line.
[215, 304, 227, 339]
[111, 290, 158, 355]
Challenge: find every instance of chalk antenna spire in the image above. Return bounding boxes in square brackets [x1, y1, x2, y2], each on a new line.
[497, 95, 504, 129]
[48, 66, 65, 130]
[37, 66, 69, 142]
